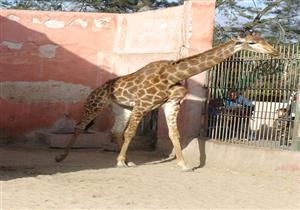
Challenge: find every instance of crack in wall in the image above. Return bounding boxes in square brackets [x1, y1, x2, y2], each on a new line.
[0, 81, 92, 103]
[0, 41, 23, 50]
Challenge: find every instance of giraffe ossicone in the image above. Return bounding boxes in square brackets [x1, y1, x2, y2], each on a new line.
[55, 32, 279, 171]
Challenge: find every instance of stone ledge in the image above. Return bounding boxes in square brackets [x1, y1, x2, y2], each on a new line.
[159, 138, 300, 172]
[36, 131, 111, 148]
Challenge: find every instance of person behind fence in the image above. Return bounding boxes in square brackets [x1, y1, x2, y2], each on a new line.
[225, 89, 254, 111]
[225, 89, 255, 139]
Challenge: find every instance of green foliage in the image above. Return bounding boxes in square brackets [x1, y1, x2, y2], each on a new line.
[215, 0, 300, 43]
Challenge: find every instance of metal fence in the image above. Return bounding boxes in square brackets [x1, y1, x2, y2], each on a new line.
[207, 42, 300, 150]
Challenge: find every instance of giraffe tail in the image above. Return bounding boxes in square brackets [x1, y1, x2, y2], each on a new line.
[55, 131, 81, 162]
[143, 151, 176, 165]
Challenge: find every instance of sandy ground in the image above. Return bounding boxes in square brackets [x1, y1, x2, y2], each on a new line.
[1, 143, 299, 209]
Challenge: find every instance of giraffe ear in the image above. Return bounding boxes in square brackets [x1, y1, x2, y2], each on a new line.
[238, 31, 247, 38]
[254, 32, 261, 37]
[236, 32, 247, 41]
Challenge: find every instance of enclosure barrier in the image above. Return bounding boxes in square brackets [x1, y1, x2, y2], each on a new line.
[207, 42, 299, 150]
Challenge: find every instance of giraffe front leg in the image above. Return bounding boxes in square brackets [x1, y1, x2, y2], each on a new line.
[116, 109, 144, 168]
[163, 100, 192, 172]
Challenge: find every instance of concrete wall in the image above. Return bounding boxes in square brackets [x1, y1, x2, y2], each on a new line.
[0, 1, 215, 144]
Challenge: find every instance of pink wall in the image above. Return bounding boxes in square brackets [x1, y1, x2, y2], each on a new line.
[0, 0, 215, 142]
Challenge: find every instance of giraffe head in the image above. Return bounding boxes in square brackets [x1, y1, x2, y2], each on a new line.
[234, 32, 279, 56]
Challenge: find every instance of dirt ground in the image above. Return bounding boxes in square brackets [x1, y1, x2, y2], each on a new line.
[1, 143, 299, 209]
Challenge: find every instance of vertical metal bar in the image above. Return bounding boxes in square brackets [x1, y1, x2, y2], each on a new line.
[217, 61, 225, 141]
[212, 65, 218, 140]
[283, 44, 291, 148]
[241, 50, 250, 144]
[292, 42, 300, 150]
[250, 52, 259, 147]
[254, 53, 262, 146]
[207, 68, 213, 138]
[212, 64, 218, 140]
[261, 73, 268, 147]
[265, 57, 272, 142]
[222, 58, 230, 142]
[288, 43, 296, 147]
[269, 57, 277, 148]
[230, 53, 238, 143]
[244, 50, 255, 143]
[247, 50, 254, 145]
[292, 43, 300, 149]
[234, 51, 246, 142]
[278, 43, 287, 148]
[227, 54, 235, 143]
[233, 52, 240, 143]
[273, 44, 283, 147]
[287, 42, 299, 148]
[211, 65, 218, 140]
[258, 53, 266, 147]
[223, 58, 230, 142]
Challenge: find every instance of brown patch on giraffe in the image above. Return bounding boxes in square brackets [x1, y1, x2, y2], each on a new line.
[113, 89, 123, 96]
[151, 77, 160, 84]
[141, 94, 154, 101]
[134, 74, 146, 84]
[146, 87, 158, 94]
[122, 90, 133, 98]
[207, 61, 215, 67]
[224, 49, 232, 55]
[175, 72, 188, 79]
[128, 86, 138, 93]
[167, 75, 180, 83]
[157, 91, 167, 98]
[125, 81, 134, 88]
[200, 56, 207, 62]
[153, 99, 164, 105]
[142, 80, 152, 87]
[189, 59, 199, 66]
[157, 67, 166, 75]
[189, 67, 199, 74]
[141, 101, 152, 107]
[137, 89, 146, 95]
[159, 73, 168, 80]
[155, 83, 167, 90]
[199, 63, 208, 69]
[178, 62, 189, 70]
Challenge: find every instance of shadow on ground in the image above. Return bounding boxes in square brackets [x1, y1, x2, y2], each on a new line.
[0, 142, 167, 181]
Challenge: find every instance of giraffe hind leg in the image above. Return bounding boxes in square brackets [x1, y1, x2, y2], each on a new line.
[55, 91, 109, 162]
[55, 111, 98, 162]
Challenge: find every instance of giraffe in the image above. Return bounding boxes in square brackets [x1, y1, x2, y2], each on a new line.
[55, 32, 279, 171]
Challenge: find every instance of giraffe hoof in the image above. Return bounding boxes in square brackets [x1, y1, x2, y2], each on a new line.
[116, 160, 129, 168]
[116, 161, 136, 168]
[181, 165, 193, 172]
[127, 162, 137, 167]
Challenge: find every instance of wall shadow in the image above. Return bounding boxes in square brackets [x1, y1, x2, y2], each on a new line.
[0, 14, 135, 179]
[0, 15, 119, 137]
[0, 145, 165, 181]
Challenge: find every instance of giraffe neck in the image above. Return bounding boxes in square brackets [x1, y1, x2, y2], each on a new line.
[171, 40, 238, 83]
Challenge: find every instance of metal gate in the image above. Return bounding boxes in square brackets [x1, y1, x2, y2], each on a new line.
[207, 42, 299, 150]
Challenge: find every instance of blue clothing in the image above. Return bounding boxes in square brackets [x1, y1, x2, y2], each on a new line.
[225, 95, 253, 109]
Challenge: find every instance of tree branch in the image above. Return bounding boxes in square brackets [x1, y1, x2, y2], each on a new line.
[245, 0, 284, 31]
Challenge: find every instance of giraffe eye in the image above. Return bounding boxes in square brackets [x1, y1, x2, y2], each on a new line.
[248, 42, 255, 45]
